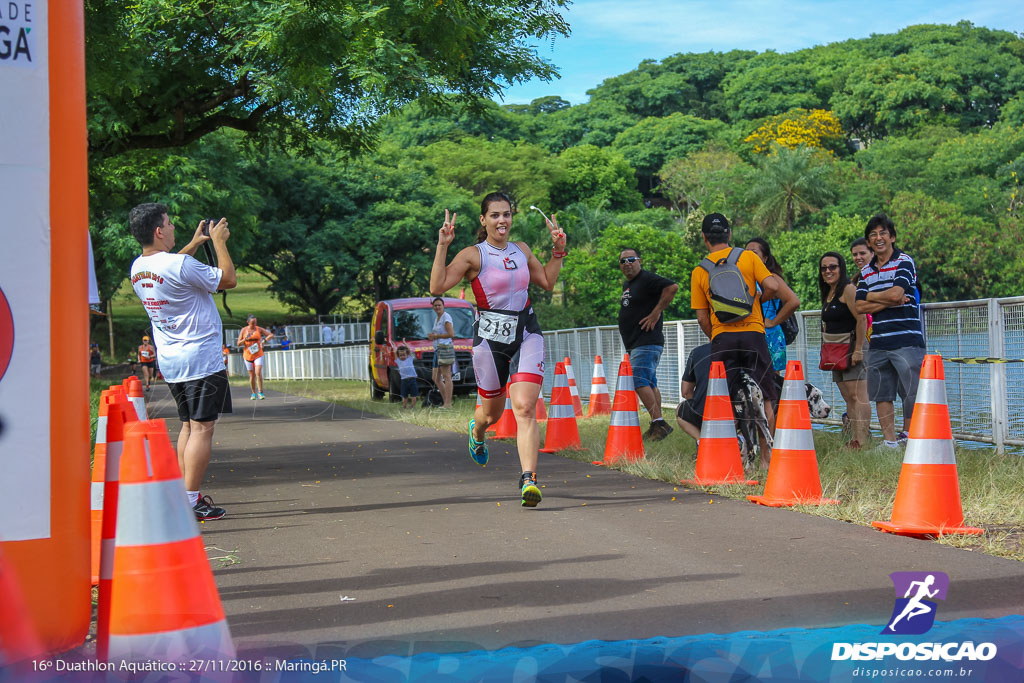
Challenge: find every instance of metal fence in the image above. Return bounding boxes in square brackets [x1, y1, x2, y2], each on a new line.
[228, 344, 369, 381]
[224, 322, 370, 349]
[228, 296, 1024, 453]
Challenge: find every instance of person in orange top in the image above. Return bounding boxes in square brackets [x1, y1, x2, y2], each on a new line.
[237, 315, 274, 399]
[137, 335, 157, 391]
[690, 213, 780, 464]
[222, 344, 231, 377]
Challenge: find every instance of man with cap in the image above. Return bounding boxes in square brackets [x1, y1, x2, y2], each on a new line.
[690, 213, 781, 465]
[618, 246, 679, 441]
[137, 334, 157, 391]
[128, 203, 237, 521]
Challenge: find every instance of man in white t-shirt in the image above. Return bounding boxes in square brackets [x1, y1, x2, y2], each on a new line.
[129, 203, 237, 521]
[321, 324, 333, 345]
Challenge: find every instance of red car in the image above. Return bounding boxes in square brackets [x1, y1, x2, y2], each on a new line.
[369, 297, 476, 401]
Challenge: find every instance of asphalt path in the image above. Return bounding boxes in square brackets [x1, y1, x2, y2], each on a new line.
[143, 384, 1024, 662]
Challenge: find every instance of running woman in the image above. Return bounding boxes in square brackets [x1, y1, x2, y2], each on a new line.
[138, 335, 157, 390]
[429, 192, 566, 507]
[237, 315, 274, 399]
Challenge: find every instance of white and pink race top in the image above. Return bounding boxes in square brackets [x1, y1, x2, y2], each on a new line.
[470, 241, 531, 311]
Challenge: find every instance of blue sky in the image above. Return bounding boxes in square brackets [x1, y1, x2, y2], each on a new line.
[500, 0, 1024, 105]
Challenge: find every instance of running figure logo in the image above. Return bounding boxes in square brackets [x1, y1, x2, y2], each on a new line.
[883, 571, 949, 635]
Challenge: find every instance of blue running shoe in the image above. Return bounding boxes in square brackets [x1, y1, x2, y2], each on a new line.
[468, 418, 488, 466]
[520, 471, 542, 508]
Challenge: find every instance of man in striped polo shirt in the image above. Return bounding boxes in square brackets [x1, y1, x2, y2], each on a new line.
[855, 214, 926, 449]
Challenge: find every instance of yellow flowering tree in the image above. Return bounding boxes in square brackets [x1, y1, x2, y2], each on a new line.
[745, 109, 845, 154]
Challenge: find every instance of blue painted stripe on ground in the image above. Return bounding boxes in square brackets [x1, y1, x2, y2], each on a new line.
[268, 615, 1024, 682]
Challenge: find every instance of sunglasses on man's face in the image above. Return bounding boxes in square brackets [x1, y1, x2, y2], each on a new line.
[820, 264, 839, 272]
[619, 257, 640, 265]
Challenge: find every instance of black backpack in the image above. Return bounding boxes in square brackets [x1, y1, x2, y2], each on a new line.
[781, 314, 799, 345]
[699, 248, 755, 323]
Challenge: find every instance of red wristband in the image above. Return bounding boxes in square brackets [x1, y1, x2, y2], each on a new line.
[552, 250, 567, 258]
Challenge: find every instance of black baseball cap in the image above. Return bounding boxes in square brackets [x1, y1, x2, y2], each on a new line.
[702, 213, 730, 234]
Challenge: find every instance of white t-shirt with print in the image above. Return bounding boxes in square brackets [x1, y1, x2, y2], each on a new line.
[130, 251, 224, 383]
[431, 312, 454, 346]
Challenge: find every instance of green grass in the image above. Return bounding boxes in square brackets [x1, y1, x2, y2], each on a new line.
[268, 378, 1024, 563]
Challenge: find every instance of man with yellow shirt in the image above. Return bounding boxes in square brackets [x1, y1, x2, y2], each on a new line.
[690, 213, 781, 462]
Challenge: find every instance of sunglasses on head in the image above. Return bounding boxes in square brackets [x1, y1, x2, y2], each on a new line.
[619, 257, 640, 265]
[820, 264, 839, 272]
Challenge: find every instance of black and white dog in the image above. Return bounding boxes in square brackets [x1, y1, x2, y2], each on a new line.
[731, 371, 831, 467]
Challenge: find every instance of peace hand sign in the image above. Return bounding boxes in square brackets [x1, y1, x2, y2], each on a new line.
[546, 213, 566, 252]
[438, 209, 457, 248]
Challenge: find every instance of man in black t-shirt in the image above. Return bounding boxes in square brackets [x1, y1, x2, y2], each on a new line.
[618, 247, 679, 441]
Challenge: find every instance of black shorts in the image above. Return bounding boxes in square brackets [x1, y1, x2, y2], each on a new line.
[676, 400, 703, 429]
[168, 370, 232, 423]
[710, 330, 779, 403]
[139, 361, 156, 369]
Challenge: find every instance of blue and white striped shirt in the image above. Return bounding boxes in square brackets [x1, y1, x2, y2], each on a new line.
[855, 248, 924, 351]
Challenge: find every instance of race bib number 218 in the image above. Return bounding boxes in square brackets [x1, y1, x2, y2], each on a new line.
[478, 310, 517, 345]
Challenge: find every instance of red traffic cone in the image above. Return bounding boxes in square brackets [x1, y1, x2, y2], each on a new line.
[127, 377, 147, 421]
[104, 420, 235, 663]
[586, 355, 612, 417]
[594, 357, 645, 465]
[748, 361, 838, 506]
[564, 357, 584, 417]
[489, 383, 518, 439]
[682, 361, 758, 486]
[872, 355, 983, 537]
[540, 362, 585, 453]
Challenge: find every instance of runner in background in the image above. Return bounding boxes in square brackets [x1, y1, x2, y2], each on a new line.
[238, 315, 274, 400]
[429, 192, 566, 507]
[138, 334, 157, 391]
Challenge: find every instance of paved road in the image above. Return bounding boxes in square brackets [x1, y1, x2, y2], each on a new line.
[144, 385, 1024, 662]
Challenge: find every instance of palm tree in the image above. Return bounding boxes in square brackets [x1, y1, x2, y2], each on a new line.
[748, 145, 836, 231]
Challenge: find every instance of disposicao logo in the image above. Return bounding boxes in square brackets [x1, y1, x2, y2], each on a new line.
[883, 571, 948, 635]
[831, 571, 998, 662]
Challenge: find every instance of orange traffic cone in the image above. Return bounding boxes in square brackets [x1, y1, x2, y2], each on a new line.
[95, 393, 136, 650]
[489, 383, 518, 439]
[90, 389, 113, 586]
[872, 354, 983, 538]
[564, 357, 584, 417]
[540, 362, 584, 453]
[682, 361, 758, 486]
[127, 377, 147, 420]
[586, 355, 612, 417]
[103, 419, 235, 663]
[536, 393, 548, 422]
[0, 543, 45, 667]
[748, 361, 838, 506]
[594, 357, 644, 465]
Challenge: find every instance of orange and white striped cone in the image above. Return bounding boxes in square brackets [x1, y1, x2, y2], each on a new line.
[872, 354, 983, 538]
[593, 357, 644, 465]
[487, 383, 518, 439]
[564, 357, 584, 417]
[682, 361, 758, 486]
[95, 393, 136, 650]
[586, 355, 612, 417]
[0, 544, 45, 668]
[90, 389, 113, 586]
[748, 361, 838, 506]
[127, 377, 148, 421]
[536, 393, 548, 422]
[540, 362, 585, 453]
[103, 419, 235, 664]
